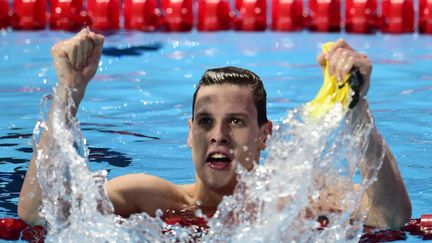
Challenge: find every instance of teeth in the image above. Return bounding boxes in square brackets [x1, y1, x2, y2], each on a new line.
[211, 153, 226, 159]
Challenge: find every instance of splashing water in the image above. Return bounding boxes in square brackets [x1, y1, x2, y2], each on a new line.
[207, 103, 381, 242]
[32, 88, 384, 242]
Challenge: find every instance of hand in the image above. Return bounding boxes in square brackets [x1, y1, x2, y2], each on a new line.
[51, 28, 104, 92]
[316, 39, 372, 97]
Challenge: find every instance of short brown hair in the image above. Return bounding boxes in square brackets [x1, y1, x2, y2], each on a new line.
[192, 66, 268, 127]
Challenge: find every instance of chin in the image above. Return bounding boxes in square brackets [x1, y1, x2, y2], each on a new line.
[204, 172, 238, 195]
[209, 183, 237, 195]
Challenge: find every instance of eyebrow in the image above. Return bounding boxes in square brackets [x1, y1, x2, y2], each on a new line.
[194, 111, 211, 118]
[195, 95, 213, 108]
[226, 112, 249, 118]
[194, 112, 249, 119]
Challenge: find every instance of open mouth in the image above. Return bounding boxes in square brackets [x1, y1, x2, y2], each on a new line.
[206, 152, 232, 170]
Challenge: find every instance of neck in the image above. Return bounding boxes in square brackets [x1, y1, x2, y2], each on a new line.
[192, 177, 233, 215]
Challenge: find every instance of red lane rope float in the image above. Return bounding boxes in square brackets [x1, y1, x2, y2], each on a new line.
[11, 0, 47, 30]
[0, 0, 431, 33]
[50, 0, 90, 31]
[345, 0, 378, 34]
[233, 0, 267, 31]
[87, 0, 120, 31]
[381, 0, 414, 33]
[1, 215, 432, 241]
[307, 0, 341, 32]
[197, 0, 233, 31]
[421, 214, 432, 228]
[160, 0, 194, 32]
[124, 0, 161, 31]
[271, 0, 304, 32]
[0, 0, 9, 29]
[419, 0, 432, 34]
[163, 209, 210, 229]
[0, 218, 45, 242]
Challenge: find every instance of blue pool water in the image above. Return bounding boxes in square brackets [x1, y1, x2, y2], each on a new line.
[0, 29, 431, 240]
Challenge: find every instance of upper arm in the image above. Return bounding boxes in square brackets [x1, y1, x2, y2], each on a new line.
[107, 174, 188, 218]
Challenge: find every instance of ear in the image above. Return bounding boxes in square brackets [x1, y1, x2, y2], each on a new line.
[187, 119, 193, 148]
[258, 121, 272, 150]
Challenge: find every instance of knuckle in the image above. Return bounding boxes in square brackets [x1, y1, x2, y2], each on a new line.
[335, 38, 346, 47]
[50, 45, 58, 54]
[340, 51, 348, 59]
[344, 63, 352, 71]
[330, 56, 337, 65]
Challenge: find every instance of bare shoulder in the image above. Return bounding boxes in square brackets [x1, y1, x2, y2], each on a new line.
[107, 174, 193, 217]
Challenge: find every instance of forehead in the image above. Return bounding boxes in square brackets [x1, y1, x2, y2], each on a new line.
[194, 84, 256, 114]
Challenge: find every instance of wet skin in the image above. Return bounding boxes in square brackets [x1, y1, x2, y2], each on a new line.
[188, 84, 272, 196]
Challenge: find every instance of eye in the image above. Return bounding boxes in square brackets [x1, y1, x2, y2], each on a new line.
[230, 117, 245, 127]
[198, 117, 213, 126]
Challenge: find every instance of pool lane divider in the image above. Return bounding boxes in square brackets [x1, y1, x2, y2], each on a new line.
[381, 0, 415, 34]
[1, 215, 432, 241]
[419, 0, 432, 34]
[197, 0, 232, 31]
[50, 0, 91, 31]
[345, 0, 378, 34]
[0, 0, 432, 33]
[0, 0, 8, 29]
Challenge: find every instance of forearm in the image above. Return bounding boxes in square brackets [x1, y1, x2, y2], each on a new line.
[362, 130, 411, 228]
[355, 99, 411, 228]
[53, 81, 87, 117]
[18, 84, 85, 226]
[18, 150, 44, 226]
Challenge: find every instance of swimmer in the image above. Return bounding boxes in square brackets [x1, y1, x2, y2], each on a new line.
[18, 29, 411, 229]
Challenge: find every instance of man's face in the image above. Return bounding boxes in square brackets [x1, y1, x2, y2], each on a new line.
[188, 84, 272, 195]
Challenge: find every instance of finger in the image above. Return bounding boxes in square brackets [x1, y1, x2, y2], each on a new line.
[75, 28, 92, 67]
[339, 55, 355, 82]
[90, 33, 105, 65]
[356, 56, 372, 95]
[328, 48, 343, 76]
[87, 31, 104, 48]
[317, 52, 326, 69]
[81, 39, 89, 67]
[68, 44, 78, 69]
[78, 28, 89, 37]
[76, 39, 84, 70]
[80, 37, 90, 67]
[82, 38, 91, 68]
[84, 39, 94, 67]
[335, 50, 350, 81]
[358, 54, 372, 75]
[326, 38, 354, 60]
[332, 38, 355, 52]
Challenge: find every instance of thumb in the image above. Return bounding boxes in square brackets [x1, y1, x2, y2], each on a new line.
[87, 33, 104, 64]
[92, 33, 105, 51]
[317, 52, 326, 69]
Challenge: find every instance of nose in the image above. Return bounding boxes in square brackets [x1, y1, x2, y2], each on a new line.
[210, 121, 230, 145]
